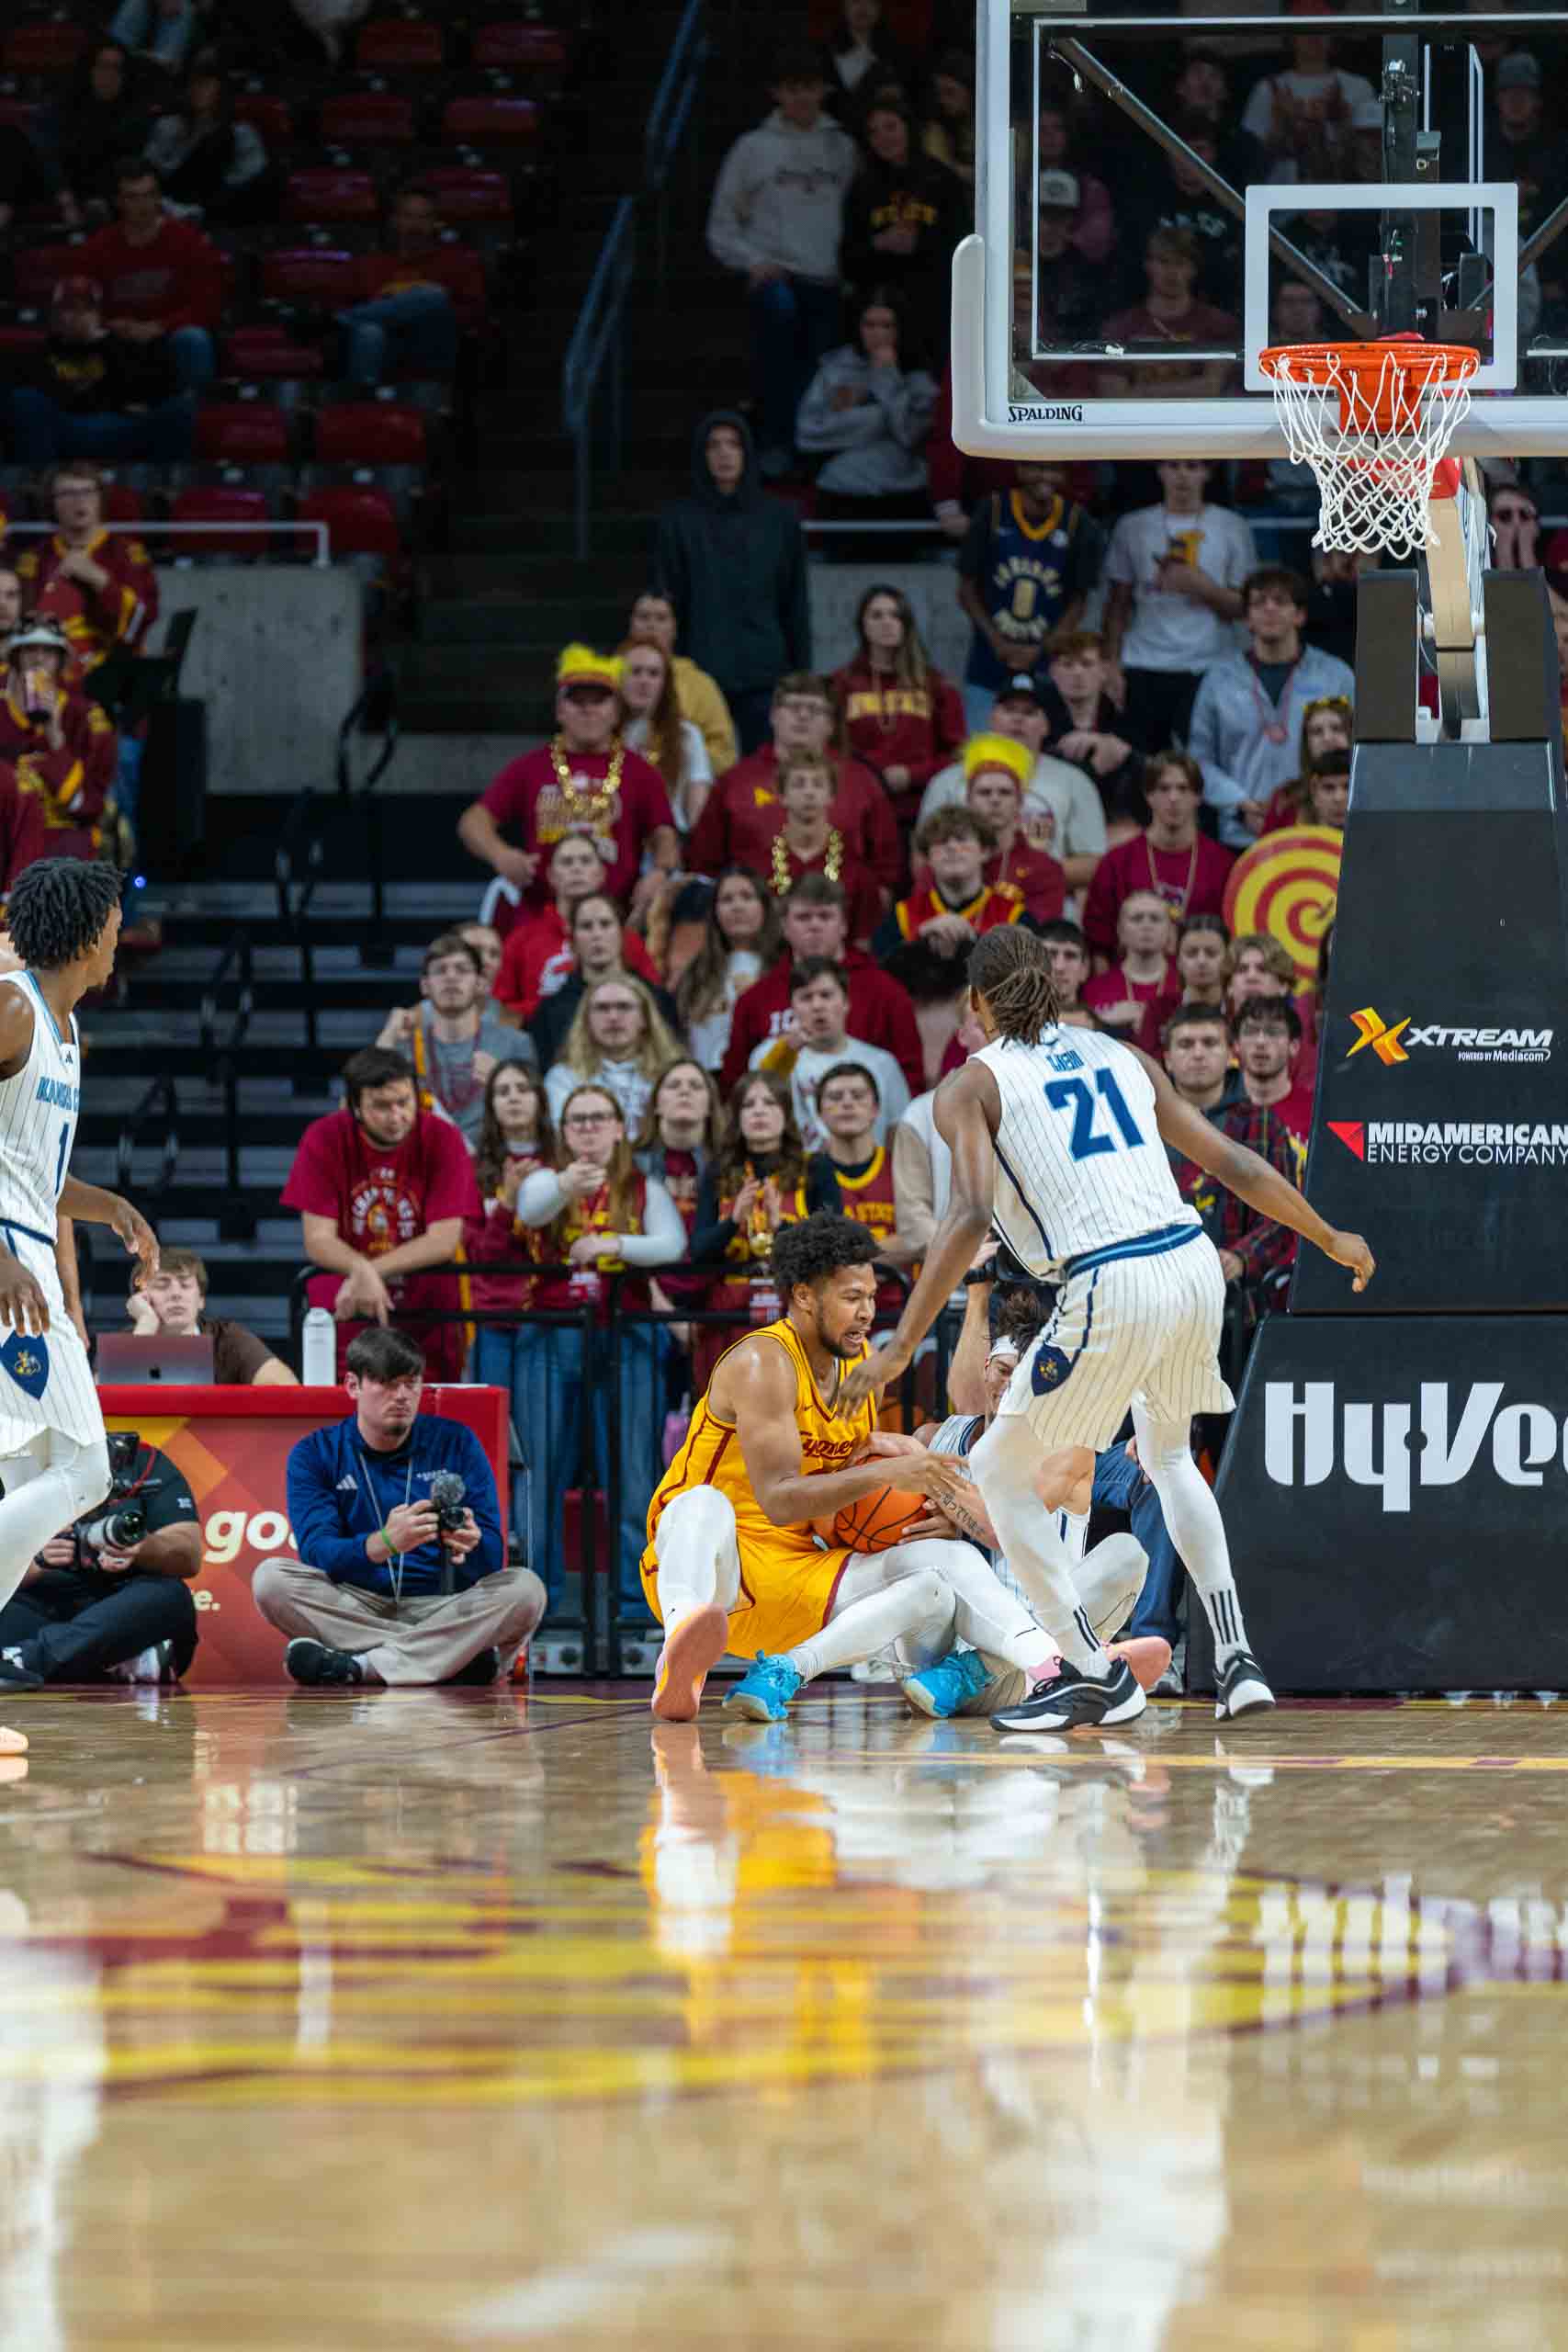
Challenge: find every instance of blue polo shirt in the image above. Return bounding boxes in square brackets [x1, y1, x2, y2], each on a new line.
[285, 1414, 503, 1597]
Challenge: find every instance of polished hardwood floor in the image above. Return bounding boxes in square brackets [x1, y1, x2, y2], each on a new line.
[2, 1681, 1566, 2348]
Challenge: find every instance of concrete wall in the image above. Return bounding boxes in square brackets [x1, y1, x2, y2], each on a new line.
[807, 559, 970, 685]
[145, 558, 964, 798]
[151, 566, 361, 797]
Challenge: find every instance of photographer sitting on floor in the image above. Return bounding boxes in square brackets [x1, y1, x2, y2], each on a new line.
[0, 1428, 200, 1689]
[255, 1327, 546, 1689]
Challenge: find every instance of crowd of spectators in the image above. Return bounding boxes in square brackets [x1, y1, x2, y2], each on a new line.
[0, 0, 529, 641]
[8, 2, 1568, 1683]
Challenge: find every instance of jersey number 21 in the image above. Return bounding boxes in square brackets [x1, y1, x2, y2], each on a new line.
[1044, 1069, 1144, 1162]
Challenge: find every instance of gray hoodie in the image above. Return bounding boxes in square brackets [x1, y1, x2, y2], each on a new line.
[706, 107, 858, 284]
[795, 345, 936, 494]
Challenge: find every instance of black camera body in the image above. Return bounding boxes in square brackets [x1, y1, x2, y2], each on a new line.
[73, 1430, 148, 1564]
[428, 1469, 467, 1534]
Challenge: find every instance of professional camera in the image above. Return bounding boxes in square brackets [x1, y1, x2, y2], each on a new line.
[74, 1430, 148, 1560]
[428, 1469, 467, 1535]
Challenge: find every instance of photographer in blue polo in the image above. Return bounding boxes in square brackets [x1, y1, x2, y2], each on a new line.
[253, 1326, 545, 1688]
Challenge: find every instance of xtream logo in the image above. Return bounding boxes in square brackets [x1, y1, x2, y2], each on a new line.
[1347, 1005, 1553, 1065]
[1264, 1381, 1568, 1513]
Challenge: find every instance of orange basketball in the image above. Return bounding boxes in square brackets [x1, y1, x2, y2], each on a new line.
[829, 1484, 926, 1555]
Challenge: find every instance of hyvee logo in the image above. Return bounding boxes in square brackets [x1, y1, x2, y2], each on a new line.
[1265, 1381, 1568, 1514]
[1328, 1120, 1568, 1168]
[1345, 1006, 1553, 1066]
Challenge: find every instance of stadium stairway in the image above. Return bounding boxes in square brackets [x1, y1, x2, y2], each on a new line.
[72, 877, 486, 1354]
[397, 2, 787, 751]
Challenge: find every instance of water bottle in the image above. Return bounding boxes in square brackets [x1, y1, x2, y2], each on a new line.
[301, 1307, 336, 1387]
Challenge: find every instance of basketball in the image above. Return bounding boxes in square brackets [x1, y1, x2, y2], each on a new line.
[829, 1485, 926, 1555]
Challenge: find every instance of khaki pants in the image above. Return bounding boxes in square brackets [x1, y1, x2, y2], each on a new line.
[252, 1557, 546, 1686]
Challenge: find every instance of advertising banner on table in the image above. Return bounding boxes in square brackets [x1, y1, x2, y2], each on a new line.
[99, 1385, 509, 1688]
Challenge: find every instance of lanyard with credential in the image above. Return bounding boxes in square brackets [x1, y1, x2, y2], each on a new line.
[359, 1448, 413, 1604]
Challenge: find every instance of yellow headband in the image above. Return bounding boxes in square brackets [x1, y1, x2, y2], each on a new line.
[557, 642, 623, 693]
[963, 732, 1032, 790]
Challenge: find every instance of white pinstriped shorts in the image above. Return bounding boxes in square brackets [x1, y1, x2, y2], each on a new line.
[998, 1223, 1235, 1454]
[0, 1222, 106, 1456]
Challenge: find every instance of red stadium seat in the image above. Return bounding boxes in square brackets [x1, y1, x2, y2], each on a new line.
[171, 487, 274, 560]
[260, 248, 359, 311]
[222, 324, 327, 381]
[440, 96, 539, 146]
[471, 24, 569, 68]
[194, 403, 291, 466]
[234, 92, 295, 144]
[416, 167, 513, 227]
[100, 483, 146, 526]
[283, 169, 379, 226]
[313, 403, 427, 467]
[2, 24, 86, 76]
[12, 243, 86, 311]
[318, 92, 417, 146]
[354, 17, 446, 69]
[297, 486, 401, 564]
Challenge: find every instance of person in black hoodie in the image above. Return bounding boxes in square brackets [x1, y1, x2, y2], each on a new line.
[42, 40, 151, 220]
[840, 96, 962, 355]
[653, 412, 813, 755]
[7, 275, 193, 466]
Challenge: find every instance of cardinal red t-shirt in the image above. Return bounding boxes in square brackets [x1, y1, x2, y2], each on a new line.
[493, 904, 662, 1021]
[479, 744, 674, 911]
[282, 1108, 479, 1378]
[1081, 965, 1181, 1059]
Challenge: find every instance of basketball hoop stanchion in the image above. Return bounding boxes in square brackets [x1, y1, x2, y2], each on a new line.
[1258, 337, 1480, 559]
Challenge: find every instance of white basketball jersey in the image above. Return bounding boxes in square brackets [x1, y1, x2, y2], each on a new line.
[0, 973, 81, 1243]
[975, 1024, 1198, 1280]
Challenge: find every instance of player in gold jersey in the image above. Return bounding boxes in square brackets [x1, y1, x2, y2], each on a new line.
[642, 1212, 1077, 1723]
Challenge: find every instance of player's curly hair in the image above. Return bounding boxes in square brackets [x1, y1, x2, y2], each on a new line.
[6, 857, 120, 971]
[968, 926, 1059, 1045]
[771, 1210, 877, 1296]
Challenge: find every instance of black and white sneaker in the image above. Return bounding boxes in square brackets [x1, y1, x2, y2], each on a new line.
[0, 1649, 40, 1691]
[991, 1657, 1147, 1734]
[284, 1638, 367, 1688]
[1215, 1651, 1275, 1720]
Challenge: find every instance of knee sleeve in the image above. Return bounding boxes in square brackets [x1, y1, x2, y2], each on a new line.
[53, 1434, 110, 1524]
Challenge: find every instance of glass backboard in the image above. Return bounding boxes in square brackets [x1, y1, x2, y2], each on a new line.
[954, 2, 1568, 462]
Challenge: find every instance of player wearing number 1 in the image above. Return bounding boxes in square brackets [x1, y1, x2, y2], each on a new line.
[0, 861, 159, 1724]
[843, 927, 1374, 1731]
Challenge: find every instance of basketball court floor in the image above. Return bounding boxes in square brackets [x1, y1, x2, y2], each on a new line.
[3, 1682, 1564, 2348]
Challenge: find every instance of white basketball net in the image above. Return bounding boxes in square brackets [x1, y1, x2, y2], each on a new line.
[1262, 344, 1476, 560]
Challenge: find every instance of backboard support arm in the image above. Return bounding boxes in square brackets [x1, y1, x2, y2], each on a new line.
[1049, 36, 1375, 339]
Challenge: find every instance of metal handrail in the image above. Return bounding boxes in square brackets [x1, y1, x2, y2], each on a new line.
[1, 519, 330, 564]
[114, 1072, 179, 1202]
[199, 929, 255, 1238]
[337, 666, 400, 968]
[562, 0, 710, 558]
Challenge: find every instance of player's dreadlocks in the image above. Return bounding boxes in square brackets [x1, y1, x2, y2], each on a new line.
[771, 1210, 877, 1295]
[6, 858, 120, 972]
[969, 925, 1059, 1045]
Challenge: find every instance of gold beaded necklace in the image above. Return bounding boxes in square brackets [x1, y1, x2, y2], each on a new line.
[548, 736, 625, 831]
[771, 827, 844, 896]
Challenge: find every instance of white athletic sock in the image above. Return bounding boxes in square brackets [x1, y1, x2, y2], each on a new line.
[908, 1540, 1057, 1680]
[971, 1417, 1111, 1677]
[787, 1562, 955, 1682]
[1055, 1507, 1089, 1566]
[1132, 1407, 1251, 1666]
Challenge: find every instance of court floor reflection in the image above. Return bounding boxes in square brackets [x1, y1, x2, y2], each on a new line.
[0, 1688, 1563, 2346]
